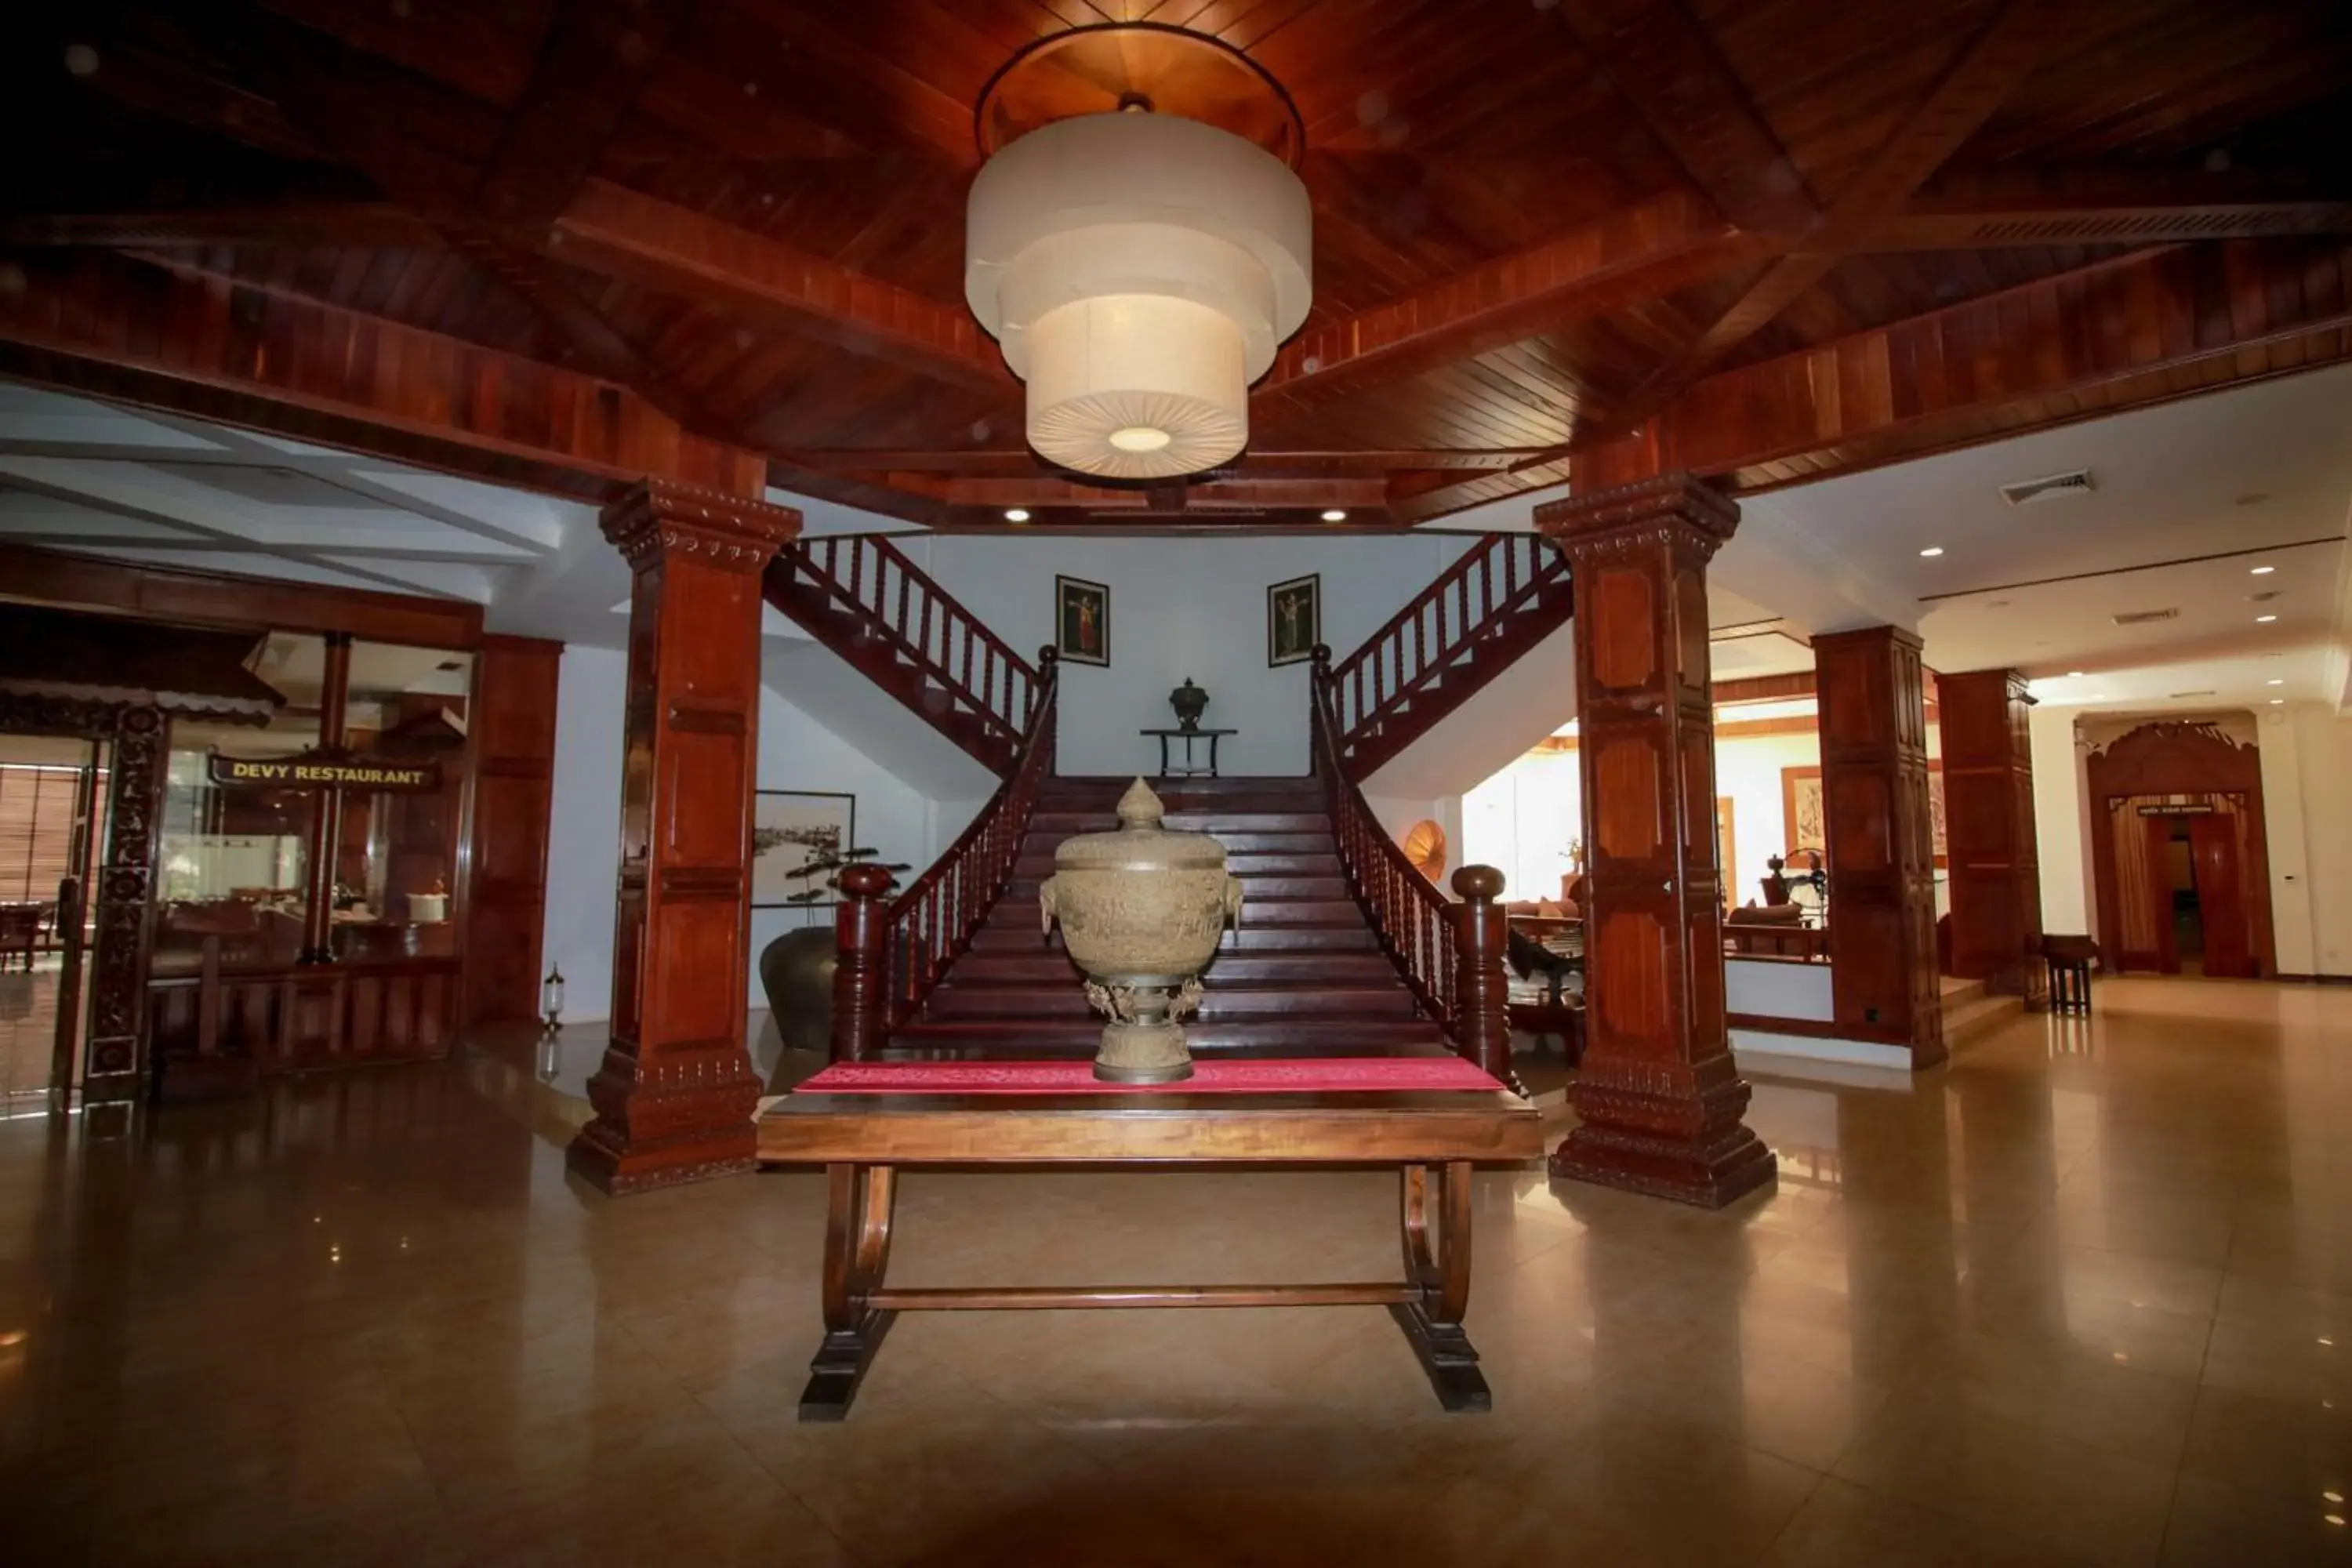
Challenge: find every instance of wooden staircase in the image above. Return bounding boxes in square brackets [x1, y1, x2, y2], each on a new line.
[884, 775, 1453, 1060]
[764, 534, 1040, 777]
[1327, 532, 1574, 779]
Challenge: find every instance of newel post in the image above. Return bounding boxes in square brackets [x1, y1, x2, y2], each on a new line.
[833, 863, 896, 1062]
[1449, 865, 1515, 1088]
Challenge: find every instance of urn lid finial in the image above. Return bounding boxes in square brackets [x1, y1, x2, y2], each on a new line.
[1116, 776, 1164, 829]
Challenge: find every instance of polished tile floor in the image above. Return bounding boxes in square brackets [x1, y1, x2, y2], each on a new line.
[1, 977, 2347, 1565]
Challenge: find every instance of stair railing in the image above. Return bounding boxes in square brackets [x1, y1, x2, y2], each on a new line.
[1308, 646, 1514, 1085]
[833, 648, 1059, 1060]
[1324, 532, 1569, 763]
[774, 534, 1039, 761]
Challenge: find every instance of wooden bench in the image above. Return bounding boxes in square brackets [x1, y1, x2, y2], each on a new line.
[757, 1056, 1542, 1421]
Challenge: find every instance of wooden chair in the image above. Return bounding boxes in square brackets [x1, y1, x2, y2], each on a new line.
[0, 904, 41, 971]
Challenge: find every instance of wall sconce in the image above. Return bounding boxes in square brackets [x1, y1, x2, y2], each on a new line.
[540, 965, 564, 1038]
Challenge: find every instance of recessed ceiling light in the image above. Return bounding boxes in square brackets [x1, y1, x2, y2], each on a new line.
[2067, 670, 2086, 678]
[1003, 508, 1031, 523]
[2268, 678, 2285, 686]
[2250, 564, 2275, 575]
[1320, 509, 1348, 522]
[2256, 614, 2278, 623]
[1919, 546, 1944, 557]
[2270, 699, 2285, 705]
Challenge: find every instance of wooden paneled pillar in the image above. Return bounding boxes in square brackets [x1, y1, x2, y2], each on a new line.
[463, 635, 564, 1023]
[1940, 668, 2045, 1006]
[1537, 474, 1773, 1209]
[1813, 626, 1944, 1067]
[567, 481, 800, 1196]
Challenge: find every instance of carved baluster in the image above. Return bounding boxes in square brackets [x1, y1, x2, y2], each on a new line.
[833, 864, 896, 1061]
[1450, 866, 1512, 1082]
[1479, 546, 1494, 624]
[917, 587, 934, 669]
[895, 557, 912, 639]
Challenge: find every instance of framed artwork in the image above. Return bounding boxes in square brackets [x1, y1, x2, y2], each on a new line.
[1268, 572, 1320, 666]
[1780, 764, 1947, 869]
[1055, 575, 1109, 666]
[750, 790, 855, 908]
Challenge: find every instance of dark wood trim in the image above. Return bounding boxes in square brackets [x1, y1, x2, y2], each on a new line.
[1713, 673, 1816, 706]
[0, 543, 485, 648]
[2275, 973, 2352, 985]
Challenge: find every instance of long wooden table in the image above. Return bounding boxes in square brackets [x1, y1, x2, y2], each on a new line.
[756, 1058, 1543, 1421]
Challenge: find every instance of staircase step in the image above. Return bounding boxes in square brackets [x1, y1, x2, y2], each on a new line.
[1026, 815, 1333, 842]
[944, 951, 1401, 985]
[887, 1017, 1450, 1054]
[1005, 874, 1348, 901]
[1012, 851, 1339, 878]
[967, 924, 1377, 952]
[922, 979, 1420, 1021]
[990, 897, 1365, 929]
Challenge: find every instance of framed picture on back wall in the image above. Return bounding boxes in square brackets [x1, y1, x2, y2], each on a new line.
[1268, 573, 1319, 666]
[750, 790, 855, 908]
[1056, 575, 1109, 666]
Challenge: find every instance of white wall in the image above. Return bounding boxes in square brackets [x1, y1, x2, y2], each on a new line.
[913, 533, 1475, 779]
[1726, 957, 1834, 1021]
[540, 645, 626, 1025]
[2030, 704, 2095, 936]
[536, 647, 977, 1025]
[1464, 746, 1581, 905]
[1712, 730, 1824, 911]
[2278, 703, 2352, 977]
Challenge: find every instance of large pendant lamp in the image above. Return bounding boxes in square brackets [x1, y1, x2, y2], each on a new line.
[964, 110, 1312, 481]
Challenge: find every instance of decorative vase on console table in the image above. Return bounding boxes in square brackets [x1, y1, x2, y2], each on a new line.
[1040, 778, 1243, 1083]
[1169, 678, 1210, 732]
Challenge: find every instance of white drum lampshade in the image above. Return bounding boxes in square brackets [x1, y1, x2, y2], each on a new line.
[966, 112, 1312, 480]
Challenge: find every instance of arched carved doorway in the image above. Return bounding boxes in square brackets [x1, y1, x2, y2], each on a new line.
[2086, 720, 2274, 977]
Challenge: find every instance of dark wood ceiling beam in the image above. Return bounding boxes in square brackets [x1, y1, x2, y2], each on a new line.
[545, 178, 1013, 397]
[1575, 235, 2352, 494]
[1595, 0, 2071, 441]
[1552, 0, 1820, 234]
[1252, 191, 1767, 414]
[0, 249, 767, 500]
[924, 476, 1392, 511]
[472, 0, 697, 228]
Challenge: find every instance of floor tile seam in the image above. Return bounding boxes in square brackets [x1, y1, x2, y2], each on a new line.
[678, 1381, 881, 1568]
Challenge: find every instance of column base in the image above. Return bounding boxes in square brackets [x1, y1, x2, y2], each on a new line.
[566, 1122, 757, 1196]
[1549, 1123, 1777, 1210]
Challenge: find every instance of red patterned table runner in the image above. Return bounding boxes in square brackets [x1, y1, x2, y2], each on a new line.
[797, 1058, 1504, 1095]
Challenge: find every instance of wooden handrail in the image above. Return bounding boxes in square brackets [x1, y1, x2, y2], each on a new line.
[1324, 533, 1568, 762]
[775, 534, 1040, 754]
[1310, 645, 1514, 1085]
[832, 648, 1060, 1059]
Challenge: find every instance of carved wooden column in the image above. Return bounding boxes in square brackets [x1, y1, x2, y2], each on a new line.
[567, 481, 800, 1195]
[1537, 474, 1773, 1209]
[1447, 865, 1514, 1089]
[1940, 667, 2045, 1005]
[82, 706, 168, 1105]
[298, 631, 352, 964]
[1814, 626, 1945, 1067]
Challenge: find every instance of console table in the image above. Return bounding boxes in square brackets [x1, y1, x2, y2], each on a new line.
[1138, 726, 1236, 779]
[757, 1056, 1541, 1419]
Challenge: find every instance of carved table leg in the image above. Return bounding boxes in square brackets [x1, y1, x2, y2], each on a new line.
[1389, 1160, 1492, 1413]
[799, 1163, 898, 1421]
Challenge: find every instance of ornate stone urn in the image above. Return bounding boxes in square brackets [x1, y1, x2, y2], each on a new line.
[1040, 778, 1243, 1083]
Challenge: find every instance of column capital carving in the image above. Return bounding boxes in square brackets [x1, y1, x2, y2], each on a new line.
[600, 479, 801, 575]
[1534, 472, 1739, 561]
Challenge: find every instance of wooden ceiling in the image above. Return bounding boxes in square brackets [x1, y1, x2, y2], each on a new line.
[2, 0, 2349, 531]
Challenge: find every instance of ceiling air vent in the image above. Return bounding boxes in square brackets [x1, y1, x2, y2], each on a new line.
[1999, 468, 2095, 506]
[2112, 608, 2179, 626]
